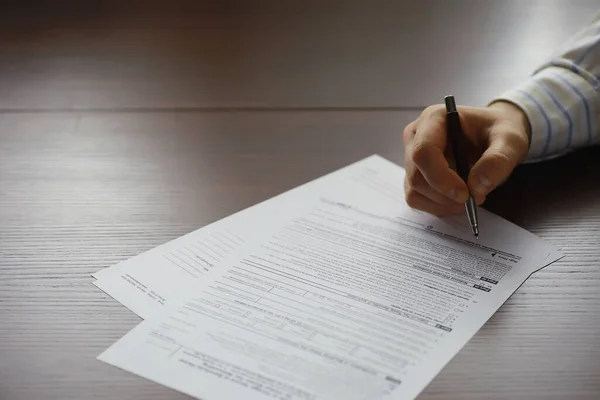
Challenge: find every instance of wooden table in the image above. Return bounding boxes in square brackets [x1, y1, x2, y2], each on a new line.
[1, 1, 599, 399]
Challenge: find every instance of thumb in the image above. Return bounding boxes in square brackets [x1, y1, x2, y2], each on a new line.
[467, 129, 527, 197]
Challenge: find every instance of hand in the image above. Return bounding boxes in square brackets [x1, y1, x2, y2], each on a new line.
[402, 101, 530, 216]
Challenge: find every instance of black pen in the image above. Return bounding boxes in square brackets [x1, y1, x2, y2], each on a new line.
[444, 95, 479, 238]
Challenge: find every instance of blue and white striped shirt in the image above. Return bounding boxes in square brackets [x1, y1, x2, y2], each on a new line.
[492, 11, 600, 162]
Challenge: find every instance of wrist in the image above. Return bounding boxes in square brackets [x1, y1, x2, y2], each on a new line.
[488, 100, 532, 148]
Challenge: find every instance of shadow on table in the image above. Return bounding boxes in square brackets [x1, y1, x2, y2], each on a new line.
[484, 147, 600, 228]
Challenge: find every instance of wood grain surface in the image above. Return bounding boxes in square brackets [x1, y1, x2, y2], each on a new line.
[1, 1, 600, 399]
[0, 0, 598, 110]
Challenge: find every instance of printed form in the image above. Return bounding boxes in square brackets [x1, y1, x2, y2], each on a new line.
[98, 156, 561, 400]
[92, 156, 398, 318]
[93, 156, 557, 320]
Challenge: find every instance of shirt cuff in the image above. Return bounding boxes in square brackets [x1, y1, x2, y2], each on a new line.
[489, 65, 597, 163]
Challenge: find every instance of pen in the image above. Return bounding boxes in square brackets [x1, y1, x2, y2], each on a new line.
[444, 95, 479, 238]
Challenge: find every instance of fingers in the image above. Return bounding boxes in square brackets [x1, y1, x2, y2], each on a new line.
[404, 170, 486, 215]
[408, 107, 469, 203]
[405, 184, 465, 216]
[468, 128, 528, 197]
[405, 167, 465, 207]
[403, 103, 529, 217]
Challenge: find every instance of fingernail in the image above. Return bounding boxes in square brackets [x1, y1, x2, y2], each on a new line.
[474, 174, 493, 194]
[448, 188, 468, 203]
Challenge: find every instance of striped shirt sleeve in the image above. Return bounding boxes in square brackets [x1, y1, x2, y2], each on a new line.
[491, 11, 600, 162]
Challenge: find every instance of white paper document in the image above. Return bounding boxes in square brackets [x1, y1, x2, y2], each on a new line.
[93, 155, 419, 318]
[98, 155, 561, 400]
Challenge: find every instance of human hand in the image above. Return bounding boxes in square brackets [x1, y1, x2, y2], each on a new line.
[403, 101, 530, 216]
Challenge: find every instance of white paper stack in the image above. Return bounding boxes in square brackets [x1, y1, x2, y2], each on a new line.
[93, 155, 561, 400]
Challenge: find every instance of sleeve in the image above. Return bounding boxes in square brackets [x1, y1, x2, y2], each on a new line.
[490, 11, 600, 163]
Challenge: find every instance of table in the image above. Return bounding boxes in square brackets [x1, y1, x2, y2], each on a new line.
[1, 1, 599, 399]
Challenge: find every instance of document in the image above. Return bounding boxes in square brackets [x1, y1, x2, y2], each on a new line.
[98, 156, 561, 400]
[92, 156, 370, 317]
[93, 155, 556, 320]
[92, 155, 424, 318]
[93, 212, 265, 318]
